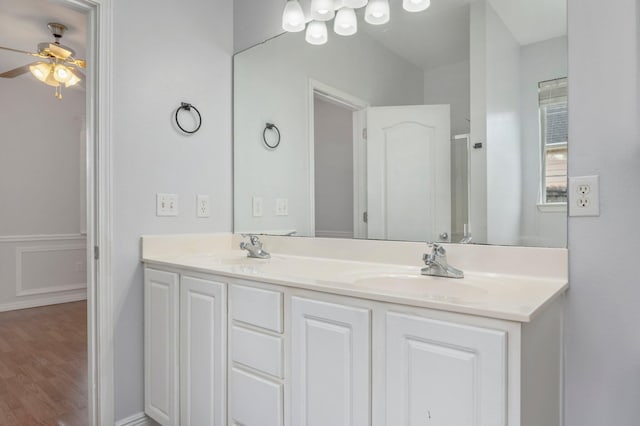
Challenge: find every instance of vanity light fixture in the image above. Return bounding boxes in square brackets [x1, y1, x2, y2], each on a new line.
[282, 0, 306, 32]
[306, 20, 329, 45]
[282, 0, 430, 45]
[365, 0, 390, 25]
[310, 0, 336, 21]
[334, 8, 358, 36]
[403, 0, 431, 13]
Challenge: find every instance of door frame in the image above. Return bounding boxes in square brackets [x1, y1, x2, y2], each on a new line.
[61, 0, 114, 424]
[307, 79, 368, 238]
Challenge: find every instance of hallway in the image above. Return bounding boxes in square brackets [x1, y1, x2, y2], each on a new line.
[0, 301, 87, 425]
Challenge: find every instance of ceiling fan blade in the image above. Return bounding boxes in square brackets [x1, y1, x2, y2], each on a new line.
[0, 63, 38, 78]
[68, 58, 86, 68]
[0, 45, 41, 57]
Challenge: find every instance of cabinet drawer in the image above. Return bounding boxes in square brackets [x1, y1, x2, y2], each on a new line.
[231, 325, 283, 378]
[230, 284, 283, 333]
[230, 368, 283, 426]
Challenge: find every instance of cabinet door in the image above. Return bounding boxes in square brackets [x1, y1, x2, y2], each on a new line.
[386, 312, 507, 426]
[291, 297, 371, 426]
[144, 268, 179, 426]
[180, 276, 226, 426]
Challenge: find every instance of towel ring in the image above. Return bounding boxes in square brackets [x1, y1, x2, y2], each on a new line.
[175, 102, 202, 134]
[263, 123, 281, 149]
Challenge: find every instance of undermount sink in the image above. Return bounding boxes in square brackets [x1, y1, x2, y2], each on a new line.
[350, 273, 488, 300]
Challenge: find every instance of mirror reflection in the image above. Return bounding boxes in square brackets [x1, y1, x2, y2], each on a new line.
[234, 0, 568, 247]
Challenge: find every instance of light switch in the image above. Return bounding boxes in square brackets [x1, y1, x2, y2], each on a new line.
[252, 196, 263, 217]
[157, 193, 178, 216]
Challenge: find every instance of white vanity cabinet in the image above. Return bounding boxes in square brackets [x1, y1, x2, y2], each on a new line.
[144, 265, 563, 426]
[384, 312, 507, 426]
[144, 268, 226, 426]
[290, 297, 371, 426]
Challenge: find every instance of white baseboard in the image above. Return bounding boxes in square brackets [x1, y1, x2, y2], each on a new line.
[0, 290, 87, 313]
[115, 412, 155, 426]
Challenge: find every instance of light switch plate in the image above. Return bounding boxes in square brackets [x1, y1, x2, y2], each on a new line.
[197, 195, 210, 218]
[252, 196, 263, 217]
[569, 175, 600, 217]
[157, 193, 178, 217]
[276, 198, 289, 216]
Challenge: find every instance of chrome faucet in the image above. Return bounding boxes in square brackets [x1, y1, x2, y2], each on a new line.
[240, 234, 271, 259]
[421, 242, 464, 279]
[459, 224, 473, 244]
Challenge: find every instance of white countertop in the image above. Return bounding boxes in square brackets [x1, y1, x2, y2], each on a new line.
[141, 234, 568, 323]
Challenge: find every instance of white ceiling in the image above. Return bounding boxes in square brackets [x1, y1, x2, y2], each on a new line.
[0, 0, 87, 78]
[489, 0, 567, 46]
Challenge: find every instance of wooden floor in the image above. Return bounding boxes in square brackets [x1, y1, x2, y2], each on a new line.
[0, 301, 88, 425]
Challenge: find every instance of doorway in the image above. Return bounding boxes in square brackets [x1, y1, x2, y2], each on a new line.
[0, 0, 112, 424]
[308, 80, 368, 239]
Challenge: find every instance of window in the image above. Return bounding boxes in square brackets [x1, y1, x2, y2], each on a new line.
[539, 77, 568, 205]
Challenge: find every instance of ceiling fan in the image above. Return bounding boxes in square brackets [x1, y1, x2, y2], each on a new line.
[0, 22, 86, 99]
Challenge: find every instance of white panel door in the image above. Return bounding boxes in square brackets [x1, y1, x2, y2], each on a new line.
[180, 276, 226, 426]
[144, 268, 179, 426]
[291, 297, 371, 426]
[367, 105, 451, 241]
[385, 312, 507, 426]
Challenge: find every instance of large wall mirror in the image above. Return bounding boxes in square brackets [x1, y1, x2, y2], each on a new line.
[234, 0, 568, 247]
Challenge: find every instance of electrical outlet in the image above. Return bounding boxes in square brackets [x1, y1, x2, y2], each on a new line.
[569, 176, 600, 217]
[197, 195, 210, 218]
[252, 196, 263, 217]
[276, 198, 289, 216]
[157, 193, 179, 216]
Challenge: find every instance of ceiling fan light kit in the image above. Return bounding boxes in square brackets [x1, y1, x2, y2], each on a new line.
[282, 0, 431, 45]
[0, 22, 86, 100]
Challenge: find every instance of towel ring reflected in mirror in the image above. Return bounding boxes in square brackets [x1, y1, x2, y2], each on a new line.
[263, 122, 281, 149]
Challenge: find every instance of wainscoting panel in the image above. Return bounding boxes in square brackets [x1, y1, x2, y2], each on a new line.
[16, 245, 87, 296]
[0, 234, 87, 311]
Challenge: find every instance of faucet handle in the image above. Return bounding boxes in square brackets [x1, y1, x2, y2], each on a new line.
[426, 241, 446, 255]
[241, 234, 261, 245]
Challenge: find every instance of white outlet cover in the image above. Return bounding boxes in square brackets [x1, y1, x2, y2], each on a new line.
[197, 194, 210, 218]
[569, 175, 600, 217]
[252, 196, 263, 217]
[276, 198, 289, 216]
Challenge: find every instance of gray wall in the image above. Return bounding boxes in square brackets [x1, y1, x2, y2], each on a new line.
[423, 60, 471, 137]
[565, 0, 640, 424]
[314, 97, 354, 238]
[112, 0, 233, 420]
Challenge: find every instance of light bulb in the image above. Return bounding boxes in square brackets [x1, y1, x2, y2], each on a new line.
[310, 0, 335, 21]
[305, 20, 328, 45]
[53, 64, 72, 83]
[345, 0, 368, 8]
[365, 0, 389, 25]
[403, 0, 430, 12]
[282, 0, 305, 32]
[29, 62, 51, 82]
[334, 8, 357, 36]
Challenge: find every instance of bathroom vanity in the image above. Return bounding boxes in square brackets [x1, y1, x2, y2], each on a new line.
[142, 234, 567, 426]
